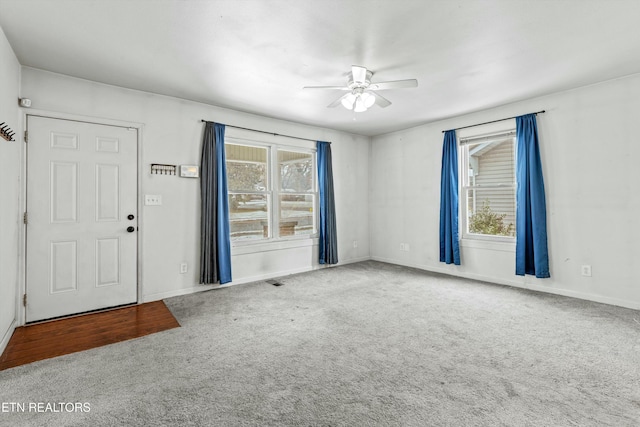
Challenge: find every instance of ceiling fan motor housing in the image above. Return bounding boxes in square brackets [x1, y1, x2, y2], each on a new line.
[348, 70, 373, 89]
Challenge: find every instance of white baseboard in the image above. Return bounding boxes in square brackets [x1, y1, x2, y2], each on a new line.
[337, 256, 372, 265]
[143, 285, 217, 302]
[227, 265, 318, 286]
[142, 256, 372, 303]
[143, 255, 639, 311]
[370, 256, 640, 311]
[0, 320, 17, 357]
[143, 265, 319, 302]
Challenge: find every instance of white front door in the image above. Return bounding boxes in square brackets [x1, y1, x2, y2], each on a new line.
[26, 116, 138, 322]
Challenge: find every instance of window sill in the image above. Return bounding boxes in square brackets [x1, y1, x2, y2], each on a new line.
[460, 238, 515, 253]
[231, 236, 318, 255]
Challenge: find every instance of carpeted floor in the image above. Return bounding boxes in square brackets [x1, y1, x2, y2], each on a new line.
[0, 261, 639, 426]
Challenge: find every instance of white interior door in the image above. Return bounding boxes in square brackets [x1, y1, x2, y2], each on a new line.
[26, 116, 138, 322]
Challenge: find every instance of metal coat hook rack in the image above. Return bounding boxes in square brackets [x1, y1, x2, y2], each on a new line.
[0, 122, 16, 142]
[150, 163, 177, 175]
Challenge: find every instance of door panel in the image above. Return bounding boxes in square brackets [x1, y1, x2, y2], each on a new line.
[26, 116, 138, 322]
[96, 163, 120, 222]
[96, 237, 120, 287]
[50, 161, 78, 223]
[50, 240, 77, 293]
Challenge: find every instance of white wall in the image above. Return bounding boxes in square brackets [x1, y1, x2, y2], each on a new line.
[20, 67, 370, 304]
[0, 26, 21, 348]
[10, 50, 638, 333]
[371, 73, 640, 309]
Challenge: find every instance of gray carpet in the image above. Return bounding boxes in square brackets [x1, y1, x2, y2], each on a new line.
[1, 261, 639, 426]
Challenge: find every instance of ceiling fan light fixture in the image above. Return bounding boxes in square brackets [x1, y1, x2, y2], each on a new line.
[361, 92, 376, 108]
[341, 93, 356, 110]
[354, 96, 367, 113]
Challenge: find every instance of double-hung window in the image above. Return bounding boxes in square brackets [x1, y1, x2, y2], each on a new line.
[225, 140, 317, 242]
[460, 129, 516, 241]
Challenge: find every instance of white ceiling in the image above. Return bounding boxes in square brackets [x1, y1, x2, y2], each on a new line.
[1, 0, 640, 136]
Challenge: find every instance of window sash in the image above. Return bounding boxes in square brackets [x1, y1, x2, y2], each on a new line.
[278, 193, 316, 237]
[228, 192, 270, 241]
[277, 149, 315, 193]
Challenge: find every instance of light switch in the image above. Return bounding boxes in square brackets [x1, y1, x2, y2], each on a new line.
[145, 195, 162, 206]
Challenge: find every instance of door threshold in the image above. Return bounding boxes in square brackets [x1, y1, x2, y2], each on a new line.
[26, 302, 138, 325]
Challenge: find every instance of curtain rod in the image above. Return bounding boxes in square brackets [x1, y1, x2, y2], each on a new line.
[442, 110, 546, 133]
[200, 120, 327, 144]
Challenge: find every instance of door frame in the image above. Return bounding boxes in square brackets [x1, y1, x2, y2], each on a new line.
[18, 109, 145, 326]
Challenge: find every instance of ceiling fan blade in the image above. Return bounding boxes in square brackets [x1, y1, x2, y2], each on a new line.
[327, 93, 350, 108]
[352, 65, 368, 84]
[371, 91, 392, 108]
[368, 79, 418, 90]
[303, 85, 350, 90]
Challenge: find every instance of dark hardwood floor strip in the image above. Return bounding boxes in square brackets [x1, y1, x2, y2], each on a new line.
[0, 301, 180, 371]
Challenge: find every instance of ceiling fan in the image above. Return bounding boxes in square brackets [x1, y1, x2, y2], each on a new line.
[303, 65, 418, 112]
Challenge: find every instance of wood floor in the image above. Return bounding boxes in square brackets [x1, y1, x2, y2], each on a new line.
[0, 301, 180, 371]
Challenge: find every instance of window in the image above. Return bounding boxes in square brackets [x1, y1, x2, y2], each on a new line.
[278, 150, 315, 237]
[226, 141, 317, 242]
[460, 130, 516, 240]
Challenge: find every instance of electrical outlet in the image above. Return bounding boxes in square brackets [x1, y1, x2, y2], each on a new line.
[145, 194, 162, 206]
[180, 263, 188, 274]
[581, 265, 592, 277]
[353, 240, 358, 248]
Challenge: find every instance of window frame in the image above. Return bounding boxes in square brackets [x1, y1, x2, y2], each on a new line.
[459, 129, 517, 244]
[225, 136, 318, 246]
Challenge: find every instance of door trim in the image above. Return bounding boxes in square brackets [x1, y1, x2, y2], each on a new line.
[18, 109, 145, 326]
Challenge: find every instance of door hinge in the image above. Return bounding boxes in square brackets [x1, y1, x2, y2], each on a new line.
[24, 130, 28, 143]
[23, 212, 28, 224]
[23, 294, 27, 307]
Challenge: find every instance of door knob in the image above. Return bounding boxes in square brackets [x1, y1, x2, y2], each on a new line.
[127, 214, 135, 220]
[127, 226, 135, 233]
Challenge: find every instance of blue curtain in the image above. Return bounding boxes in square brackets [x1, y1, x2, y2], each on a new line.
[317, 141, 338, 264]
[200, 122, 232, 284]
[439, 130, 460, 265]
[515, 114, 549, 278]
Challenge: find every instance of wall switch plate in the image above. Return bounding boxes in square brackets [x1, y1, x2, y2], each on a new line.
[145, 195, 162, 206]
[581, 265, 592, 277]
[180, 263, 188, 274]
[353, 240, 358, 248]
